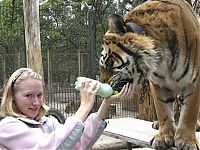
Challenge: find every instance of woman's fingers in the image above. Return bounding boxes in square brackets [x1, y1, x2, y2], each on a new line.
[118, 83, 130, 98]
[122, 83, 133, 96]
[80, 80, 86, 90]
[80, 79, 90, 90]
[80, 80, 99, 95]
[92, 82, 100, 93]
[124, 83, 134, 99]
[85, 80, 91, 89]
[111, 83, 134, 102]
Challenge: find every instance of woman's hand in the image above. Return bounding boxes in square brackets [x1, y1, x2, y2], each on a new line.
[105, 83, 134, 104]
[75, 80, 100, 122]
[97, 83, 134, 120]
[79, 80, 99, 108]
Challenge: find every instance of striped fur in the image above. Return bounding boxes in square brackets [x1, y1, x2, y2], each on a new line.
[99, 0, 200, 149]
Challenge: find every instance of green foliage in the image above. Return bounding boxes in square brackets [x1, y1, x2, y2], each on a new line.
[0, 0, 147, 84]
[0, 0, 25, 82]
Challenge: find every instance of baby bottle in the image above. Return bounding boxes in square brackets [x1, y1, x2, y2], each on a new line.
[75, 77, 116, 97]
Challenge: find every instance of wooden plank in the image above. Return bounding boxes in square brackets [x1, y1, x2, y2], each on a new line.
[104, 118, 200, 148]
[104, 118, 156, 148]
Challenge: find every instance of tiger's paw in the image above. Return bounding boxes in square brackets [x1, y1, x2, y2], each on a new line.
[175, 137, 199, 150]
[152, 120, 159, 130]
[150, 133, 174, 149]
[196, 120, 200, 132]
[175, 131, 199, 150]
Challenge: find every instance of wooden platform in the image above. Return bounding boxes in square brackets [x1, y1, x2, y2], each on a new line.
[103, 118, 200, 150]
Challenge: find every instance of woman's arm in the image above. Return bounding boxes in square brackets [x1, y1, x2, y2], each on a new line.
[0, 116, 84, 150]
[72, 83, 134, 150]
[72, 113, 107, 150]
[74, 80, 99, 122]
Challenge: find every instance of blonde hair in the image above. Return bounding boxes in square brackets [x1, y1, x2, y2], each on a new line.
[0, 68, 49, 121]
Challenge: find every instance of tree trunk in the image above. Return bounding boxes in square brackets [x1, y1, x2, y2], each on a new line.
[23, 0, 43, 76]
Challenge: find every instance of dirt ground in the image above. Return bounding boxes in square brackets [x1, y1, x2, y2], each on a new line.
[91, 135, 127, 150]
[91, 135, 152, 150]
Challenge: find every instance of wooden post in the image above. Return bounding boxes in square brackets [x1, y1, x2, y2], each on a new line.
[23, 0, 43, 76]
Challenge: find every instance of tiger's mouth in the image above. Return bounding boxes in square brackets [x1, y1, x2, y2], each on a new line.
[108, 75, 133, 92]
[112, 79, 133, 92]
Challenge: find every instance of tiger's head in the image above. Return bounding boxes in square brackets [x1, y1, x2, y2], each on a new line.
[99, 14, 161, 91]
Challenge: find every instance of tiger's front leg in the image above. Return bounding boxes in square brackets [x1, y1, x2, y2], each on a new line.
[150, 83, 176, 149]
[175, 84, 200, 150]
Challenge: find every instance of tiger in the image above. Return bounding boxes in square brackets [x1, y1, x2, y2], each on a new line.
[99, 0, 200, 149]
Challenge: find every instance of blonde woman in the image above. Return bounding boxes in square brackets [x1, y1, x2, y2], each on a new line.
[0, 68, 133, 150]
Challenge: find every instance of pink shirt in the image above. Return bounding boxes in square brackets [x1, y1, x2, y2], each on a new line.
[0, 113, 106, 150]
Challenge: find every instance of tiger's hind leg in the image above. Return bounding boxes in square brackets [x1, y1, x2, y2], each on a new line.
[175, 83, 200, 150]
[149, 83, 176, 149]
[151, 97, 200, 131]
[152, 113, 200, 131]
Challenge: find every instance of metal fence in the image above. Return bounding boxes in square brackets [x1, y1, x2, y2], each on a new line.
[45, 82, 140, 119]
[0, 3, 141, 121]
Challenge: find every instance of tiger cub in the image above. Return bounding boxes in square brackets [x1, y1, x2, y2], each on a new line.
[99, 0, 200, 149]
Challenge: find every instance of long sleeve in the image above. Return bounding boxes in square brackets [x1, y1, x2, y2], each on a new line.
[0, 116, 84, 150]
[72, 113, 107, 150]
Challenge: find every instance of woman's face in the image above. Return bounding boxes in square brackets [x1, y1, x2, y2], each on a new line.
[13, 78, 43, 119]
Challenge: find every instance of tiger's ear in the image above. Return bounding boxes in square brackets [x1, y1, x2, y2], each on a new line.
[107, 14, 127, 35]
